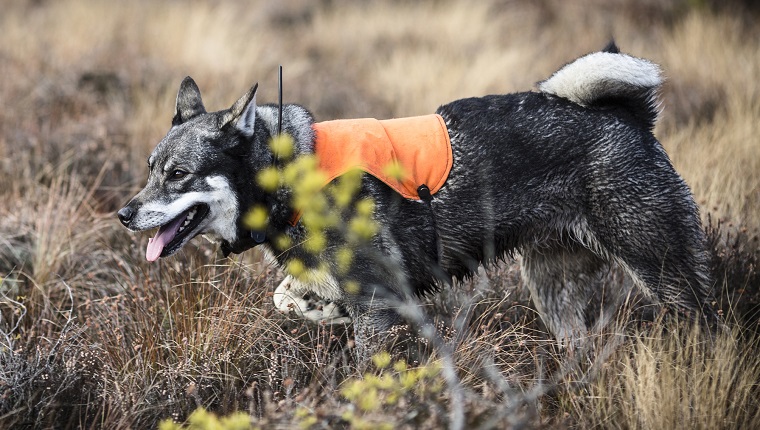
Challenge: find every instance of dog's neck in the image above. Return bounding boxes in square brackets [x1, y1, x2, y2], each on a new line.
[222, 104, 317, 256]
[255, 104, 316, 157]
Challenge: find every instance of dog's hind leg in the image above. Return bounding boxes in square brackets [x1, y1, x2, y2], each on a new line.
[602, 227, 719, 331]
[520, 238, 609, 348]
[588, 189, 720, 331]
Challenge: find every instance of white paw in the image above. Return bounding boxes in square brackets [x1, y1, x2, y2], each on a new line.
[273, 276, 352, 325]
[273, 277, 309, 317]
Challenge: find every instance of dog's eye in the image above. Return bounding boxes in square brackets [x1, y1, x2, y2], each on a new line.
[169, 169, 188, 180]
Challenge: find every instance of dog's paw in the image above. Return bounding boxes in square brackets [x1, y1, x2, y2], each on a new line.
[302, 302, 352, 325]
[273, 275, 310, 316]
[273, 276, 352, 325]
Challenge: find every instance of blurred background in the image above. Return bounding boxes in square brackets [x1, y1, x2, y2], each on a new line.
[0, 1, 758, 428]
[1, 0, 757, 227]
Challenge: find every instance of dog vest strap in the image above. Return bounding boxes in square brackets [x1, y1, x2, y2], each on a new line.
[417, 184, 446, 279]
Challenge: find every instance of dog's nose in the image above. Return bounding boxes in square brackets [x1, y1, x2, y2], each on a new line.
[117, 206, 136, 226]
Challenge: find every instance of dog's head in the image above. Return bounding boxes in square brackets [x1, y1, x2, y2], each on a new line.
[118, 77, 267, 261]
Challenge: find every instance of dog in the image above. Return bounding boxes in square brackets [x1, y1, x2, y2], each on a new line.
[118, 43, 719, 353]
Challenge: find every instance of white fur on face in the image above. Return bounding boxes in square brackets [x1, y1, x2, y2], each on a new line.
[132, 175, 240, 243]
[201, 176, 240, 242]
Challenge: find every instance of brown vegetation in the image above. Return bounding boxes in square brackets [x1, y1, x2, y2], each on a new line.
[1, 0, 758, 428]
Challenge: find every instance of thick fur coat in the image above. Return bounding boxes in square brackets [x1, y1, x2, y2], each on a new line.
[119, 44, 718, 352]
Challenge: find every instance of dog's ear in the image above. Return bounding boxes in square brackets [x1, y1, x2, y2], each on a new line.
[173, 77, 206, 126]
[222, 83, 258, 138]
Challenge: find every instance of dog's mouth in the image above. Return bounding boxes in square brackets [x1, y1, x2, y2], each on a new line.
[146, 204, 210, 261]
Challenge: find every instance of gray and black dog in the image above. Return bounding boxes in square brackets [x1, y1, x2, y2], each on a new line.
[118, 43, 719, 351]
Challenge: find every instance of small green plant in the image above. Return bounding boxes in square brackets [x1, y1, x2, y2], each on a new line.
[158, 408, 253, 430]
[294, 352, 444, 429]
[244, 134, 378, 285]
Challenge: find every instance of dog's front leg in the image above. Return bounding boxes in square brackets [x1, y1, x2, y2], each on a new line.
[345, 295, 402, 365]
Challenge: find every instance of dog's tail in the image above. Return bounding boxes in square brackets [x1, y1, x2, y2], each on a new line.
[538, 42, 662, 129]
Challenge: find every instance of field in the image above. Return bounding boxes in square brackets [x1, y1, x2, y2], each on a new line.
[1, 0, 759, 428]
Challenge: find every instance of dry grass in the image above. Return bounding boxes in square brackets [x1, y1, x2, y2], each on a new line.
[571, 323, 760, 429]
[1, 0, 759, 428]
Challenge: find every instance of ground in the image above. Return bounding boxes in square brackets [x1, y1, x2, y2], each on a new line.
[0, 0, 759, 428]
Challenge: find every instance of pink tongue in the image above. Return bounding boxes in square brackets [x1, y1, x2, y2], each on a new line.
[146, 214, 187, 262]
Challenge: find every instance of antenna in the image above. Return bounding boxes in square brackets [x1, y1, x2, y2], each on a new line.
[277, 65, 283, 135]
[249, 66, 283, 244]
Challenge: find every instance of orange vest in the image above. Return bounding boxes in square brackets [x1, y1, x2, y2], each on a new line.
[289, 114, 452, 225]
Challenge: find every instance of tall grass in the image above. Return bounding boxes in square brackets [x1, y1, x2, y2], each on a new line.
[572, 323, 760, 429]
[1, 0, 759, 428]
